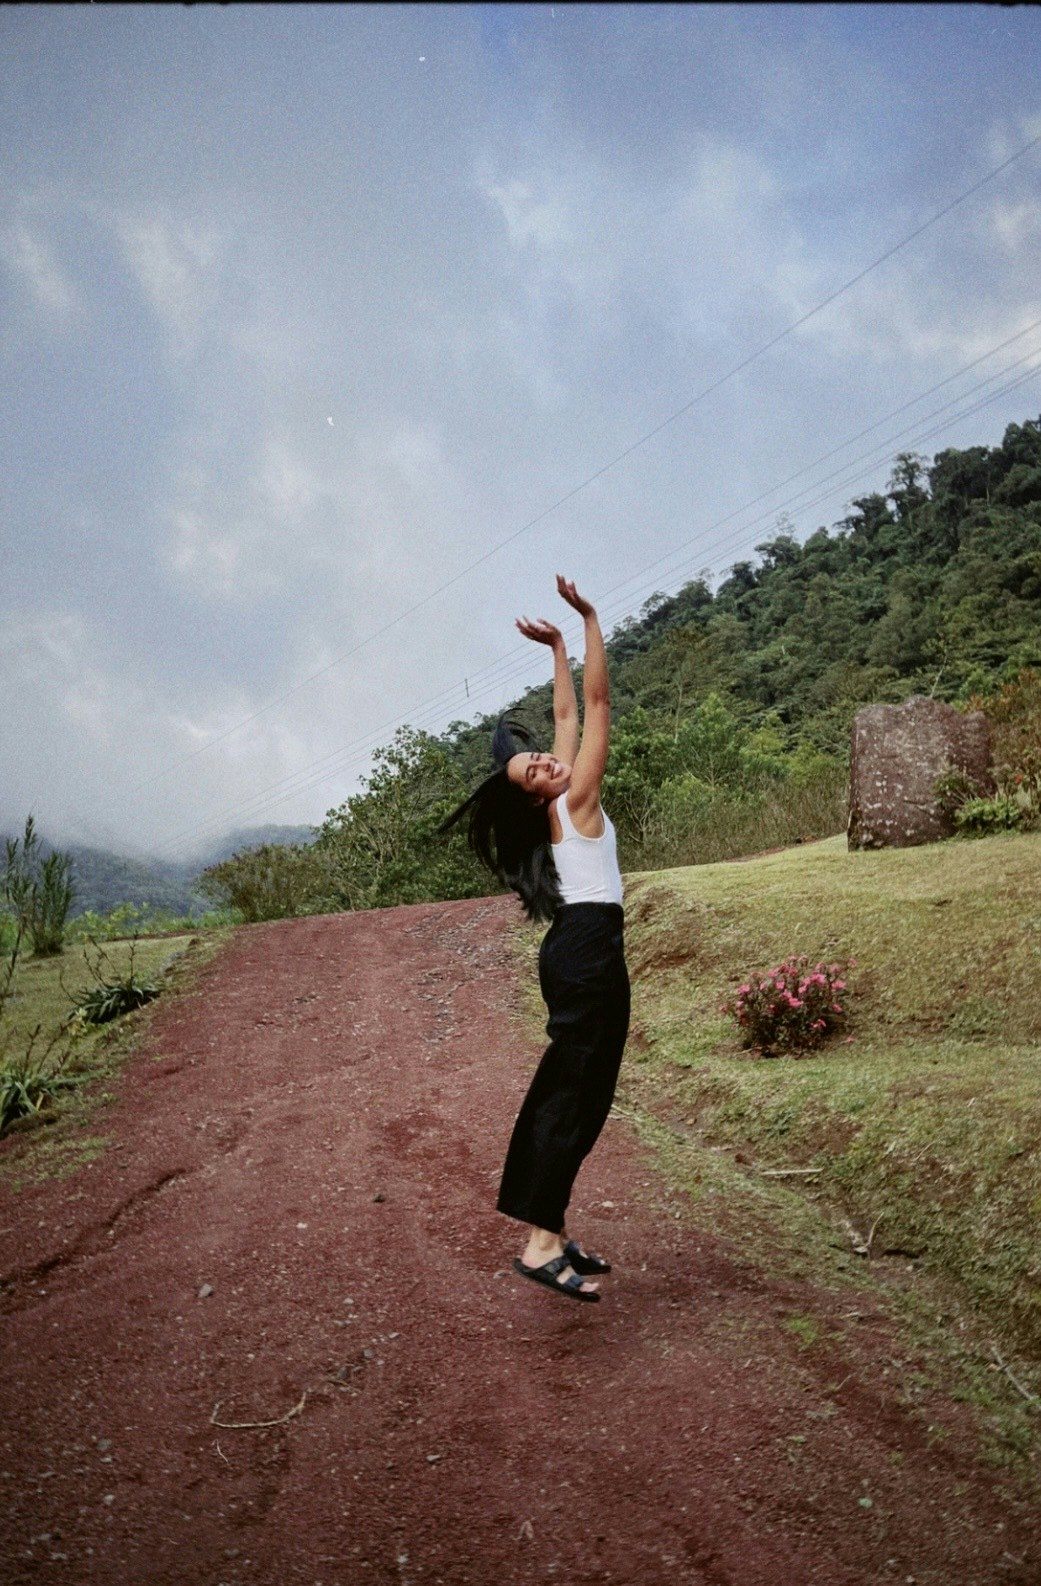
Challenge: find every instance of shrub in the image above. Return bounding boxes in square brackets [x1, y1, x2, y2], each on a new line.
[2, 816, 75, 956]
[68, 937, 161, 1026]
[722, 955, 855, 1056]
[198, 842, 334, 923]
[954, 795, 1027, 836]
[318, 727, 485, 910]
[962, 668, 1041, 832]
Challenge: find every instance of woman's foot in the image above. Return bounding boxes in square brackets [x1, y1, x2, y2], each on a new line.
[563, 1237, 611, 1276]
[520, 1229, 599, 1296]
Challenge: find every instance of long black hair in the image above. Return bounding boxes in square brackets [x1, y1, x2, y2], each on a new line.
[441, 717, 562, 923]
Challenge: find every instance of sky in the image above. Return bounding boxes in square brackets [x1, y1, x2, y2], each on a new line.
[2, 3, 1040, 859]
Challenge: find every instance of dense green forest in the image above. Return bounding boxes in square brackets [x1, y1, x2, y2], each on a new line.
[308, 415, 1041, 914]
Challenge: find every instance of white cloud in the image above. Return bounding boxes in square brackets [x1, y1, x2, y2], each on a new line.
[2, 224, 79, 319]
[161, 413, 469, 616]
[992, 197, 1041, 255]
[117, 213, 222, 357]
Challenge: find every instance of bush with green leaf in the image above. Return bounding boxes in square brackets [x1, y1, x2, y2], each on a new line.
[317, 727, 486, 911]
[2, 816, 75, 956]
[0, 1033, 77, 1133]
[67, 937, 161, 1026]
[198, 841, 335, 923]
[953, 795, 1027, 836]
[962, 668, 1041, 833]
[722, 956, 854, 1056]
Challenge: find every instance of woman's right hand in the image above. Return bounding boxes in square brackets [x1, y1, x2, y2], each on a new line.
[556, 574, 595, 617]
[516, 616, 564, 647]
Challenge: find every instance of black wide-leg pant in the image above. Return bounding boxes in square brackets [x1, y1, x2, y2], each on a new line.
[497, 902, 630, 1234]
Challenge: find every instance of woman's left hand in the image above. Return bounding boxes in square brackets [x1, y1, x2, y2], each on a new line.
[556, 575, 595, 617]
[516, 616, 564, 647]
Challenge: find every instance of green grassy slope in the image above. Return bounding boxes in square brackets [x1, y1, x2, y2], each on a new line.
[621, 832, 1041, 1363]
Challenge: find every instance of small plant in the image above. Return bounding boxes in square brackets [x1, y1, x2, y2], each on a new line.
[0, 923, 76, 1133]
[68, 937, 161, 1026]
[3, 816, 76, 956]
[0, 1029, 76, 1133]
[934, 766, 983, 817]
[954, 795, 1027, 836]
[722, 955, 855, 1056]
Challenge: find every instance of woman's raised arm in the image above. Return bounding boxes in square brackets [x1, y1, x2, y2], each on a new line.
[515, 614, 579, 765]
[555, 576, 609, 821]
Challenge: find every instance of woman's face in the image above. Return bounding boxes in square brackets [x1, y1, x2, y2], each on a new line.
[506, 751, 572, 804]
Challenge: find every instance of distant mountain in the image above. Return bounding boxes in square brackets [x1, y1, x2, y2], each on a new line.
[62, 844, 207, 918]
[1, 825, 317, 920]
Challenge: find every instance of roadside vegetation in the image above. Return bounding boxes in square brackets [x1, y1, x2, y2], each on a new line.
[613, 832, 1041, 1383]
[0, 927, 225, 1171]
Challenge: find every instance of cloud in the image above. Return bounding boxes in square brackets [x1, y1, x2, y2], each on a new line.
[991, 197, 1041, 256]
[2, 223, 79, 319]
[116, 212, 222, 357]
[161, 412, 470, 617]
[0, 604, 330, 853]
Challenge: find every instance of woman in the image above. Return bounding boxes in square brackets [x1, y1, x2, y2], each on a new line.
[443, 575, 630, 1303]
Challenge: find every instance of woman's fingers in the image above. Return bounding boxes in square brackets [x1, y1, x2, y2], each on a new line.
[516, 616, 559, 643]
[555, 574, 592, 615]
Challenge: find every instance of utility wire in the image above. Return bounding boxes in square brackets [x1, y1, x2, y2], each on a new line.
[155, 347, 1041, 853]
[153, 340, 1041, 854]
[132, 126, 1041, 802]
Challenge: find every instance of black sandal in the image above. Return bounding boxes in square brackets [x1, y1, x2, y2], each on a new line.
[513, 1254, 601, 1303]
[564, 1239, 611, 1276]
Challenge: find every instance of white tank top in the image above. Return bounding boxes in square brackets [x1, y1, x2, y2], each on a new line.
[551, 791, 624, 906]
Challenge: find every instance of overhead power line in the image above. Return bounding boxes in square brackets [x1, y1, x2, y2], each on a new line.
[132, 126, 1041, 802]
[152, 336, 1041, 855]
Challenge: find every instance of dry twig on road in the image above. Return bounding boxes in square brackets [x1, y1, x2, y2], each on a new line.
[210, 1389, 309, 1429]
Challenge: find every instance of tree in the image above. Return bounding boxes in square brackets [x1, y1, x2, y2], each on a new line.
[887, 451, 930, 525]
[198, 843, 334, 923]
[316, 727, 486, 910]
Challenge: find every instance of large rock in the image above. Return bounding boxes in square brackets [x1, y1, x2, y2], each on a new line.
[848, 695, 993, 849]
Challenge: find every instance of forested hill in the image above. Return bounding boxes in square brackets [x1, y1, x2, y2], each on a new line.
[15, 418, 1040, 925]
[0, 827, 316, 920]
[311, 414, 1041, 910]
[451, 415, 1041, 768]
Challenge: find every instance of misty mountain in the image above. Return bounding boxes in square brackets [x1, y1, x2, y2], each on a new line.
[2, 825, 316, 919]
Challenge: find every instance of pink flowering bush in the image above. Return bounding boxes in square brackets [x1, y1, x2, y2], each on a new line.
[721, 955, 855, 1056]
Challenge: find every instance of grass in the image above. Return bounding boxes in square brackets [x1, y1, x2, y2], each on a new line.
[0, 929, 232, 1181]
[510, 830, 1041, 1468]
[618, 831, 1041, 1362]
[2, 936, 194, 1051]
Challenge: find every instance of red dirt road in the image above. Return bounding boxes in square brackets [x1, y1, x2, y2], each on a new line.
[0, 898, 1036, 1586]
